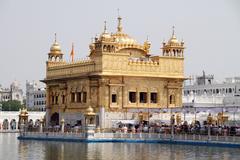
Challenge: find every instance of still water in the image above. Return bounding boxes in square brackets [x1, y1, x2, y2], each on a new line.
[0, 133, 240, 160]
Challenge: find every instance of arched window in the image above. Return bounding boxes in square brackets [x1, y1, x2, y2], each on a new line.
[103, 45, 107, 51]
[111, 45, 115, 52]
[173, 50, 176, 56]
[169, 95, 175, 104]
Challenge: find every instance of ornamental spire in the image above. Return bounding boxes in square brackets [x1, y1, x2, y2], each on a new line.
[104, 21, 107, 33]
[117, 9, 123, 32]
[172, 26, 175, 37]
[54, 33, 57, 43]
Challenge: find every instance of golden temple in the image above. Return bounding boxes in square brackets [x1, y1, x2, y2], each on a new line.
[43, 15, 185, 128]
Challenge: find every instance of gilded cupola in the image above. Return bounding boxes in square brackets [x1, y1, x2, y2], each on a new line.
[161, 26, 185, 57]
[99, 21, 112, 41]
[48, 33, 64, 62]
[112, 15, 138, 45]
[89, 15, 151, 58]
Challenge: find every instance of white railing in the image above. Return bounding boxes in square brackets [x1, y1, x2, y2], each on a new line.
[20, 131, 240, 144]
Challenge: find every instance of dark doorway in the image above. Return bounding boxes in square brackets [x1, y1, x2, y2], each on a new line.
[50, 112, 59, 126]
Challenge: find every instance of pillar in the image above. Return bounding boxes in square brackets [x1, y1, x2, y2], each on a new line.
[40, 118, 43, 133]
[75, 92, 77, 103]
[8, 119, 10, 130]
[99, 107, 105, 130]
[61, 118, 65, 133]
[45, 108, 50, 127]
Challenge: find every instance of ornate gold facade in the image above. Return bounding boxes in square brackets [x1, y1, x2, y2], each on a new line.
[43, 16, 185, 127]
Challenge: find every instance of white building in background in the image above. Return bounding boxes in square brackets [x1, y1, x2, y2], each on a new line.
[0, 111, 45, 130]
[183, 71, 240, 108]
[0, 81, 24, 104]
[26, 81, 46, 111]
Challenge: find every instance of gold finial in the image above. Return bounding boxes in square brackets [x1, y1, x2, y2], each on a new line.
[54, 33, 57, 43]
[117, 9, 122, 32]
[144, 35, 151, 53]
[104, 21, 107, 33]
[172, 26, 175, 37]
[146, 35, 149, 41]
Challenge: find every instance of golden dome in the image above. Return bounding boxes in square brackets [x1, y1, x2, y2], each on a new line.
[100, 32, 111, 39]
[99, 21, 112, 40]
[168, 35, 180, 45]
[112, 16, 138, 45]
[50, 42, 61, 52]
[113, 33, 138, 45]
[84, 105, 96, 116]
[49, 34, 63, 55]
[167, 26, 181, 46]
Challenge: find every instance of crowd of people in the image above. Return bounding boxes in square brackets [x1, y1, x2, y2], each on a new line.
[113, 121, 240, 136]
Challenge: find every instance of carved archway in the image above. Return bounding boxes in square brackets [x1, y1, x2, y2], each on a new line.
[50, 112, 59, 126]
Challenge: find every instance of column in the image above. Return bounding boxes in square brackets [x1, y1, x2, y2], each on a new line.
[40, 119, 43, 133]
[61, 119, 65, 133]
[45, 108, 50, 127]
[75, 92, 77, 103]
[136, 87, 139, 106]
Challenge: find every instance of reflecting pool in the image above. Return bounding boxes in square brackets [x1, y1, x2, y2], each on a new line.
[0, 133, 240, 160]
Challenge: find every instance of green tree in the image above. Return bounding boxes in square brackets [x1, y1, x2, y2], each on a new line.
[1, 100, 22, 111]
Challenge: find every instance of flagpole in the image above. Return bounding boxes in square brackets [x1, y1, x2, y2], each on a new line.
[71, 43, 74, 62]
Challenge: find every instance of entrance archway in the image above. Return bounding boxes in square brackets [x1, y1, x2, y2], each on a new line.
[2, 119, 9, 130]
[10, 119, 16, 130]
[50, 112, 59, 126]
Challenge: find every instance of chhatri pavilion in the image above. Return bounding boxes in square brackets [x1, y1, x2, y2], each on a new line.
[42, 15, 186, 128]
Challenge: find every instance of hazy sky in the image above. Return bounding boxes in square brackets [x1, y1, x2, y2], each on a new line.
[0, 0, 240, 89]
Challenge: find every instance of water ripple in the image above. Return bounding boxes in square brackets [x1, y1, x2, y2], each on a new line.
[0, 133, 240, 160]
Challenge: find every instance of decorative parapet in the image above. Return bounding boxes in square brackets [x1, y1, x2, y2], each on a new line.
[117, 43, 145, 51]
[46, 58, 96, 79]
[48, 58, 93, 68]
[46, 55, 184, 80]
[126, 58, 184, 77]
[128, 59, 159, 65]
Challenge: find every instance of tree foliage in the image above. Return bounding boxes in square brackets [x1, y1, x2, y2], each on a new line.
[1, 100, 22, 111]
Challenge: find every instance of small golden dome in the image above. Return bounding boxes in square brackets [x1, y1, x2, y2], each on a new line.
[99, 21, 112, 40]
[50, 42, 61, 52]
[167, 26, 181, 46]
[49, 42, 62, 55]
[84, 105, 96, 116]
[100, 32, 111, 39]
[86, 106, 94, 113]
[168, 35, 180, 45]
[49, 33, 63, 55]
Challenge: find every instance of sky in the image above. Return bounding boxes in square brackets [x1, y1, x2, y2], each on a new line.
[0, 0, 240, 90]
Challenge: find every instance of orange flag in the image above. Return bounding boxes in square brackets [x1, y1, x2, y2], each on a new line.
[70, 43, 74, 62]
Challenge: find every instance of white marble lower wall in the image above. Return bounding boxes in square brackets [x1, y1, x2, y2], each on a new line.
[62, 112, 85, 126]
[52, 111, 240, 129]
